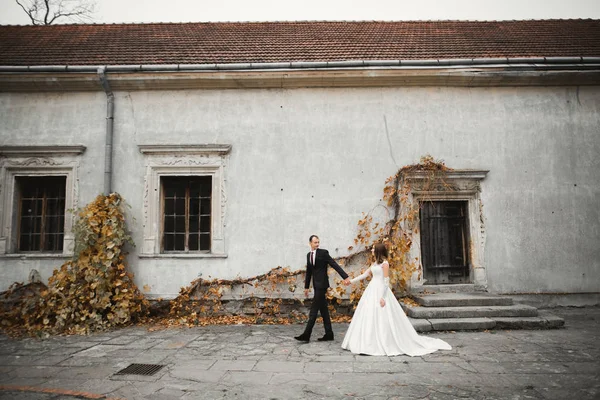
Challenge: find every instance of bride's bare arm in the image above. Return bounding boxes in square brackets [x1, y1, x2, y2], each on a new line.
[350, 269, 372, 284]
[380, 261, 390, 307]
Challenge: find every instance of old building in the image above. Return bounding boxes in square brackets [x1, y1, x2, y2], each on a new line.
[0, 20, 599, 305]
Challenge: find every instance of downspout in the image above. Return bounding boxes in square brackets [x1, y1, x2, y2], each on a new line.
[97, 67, 114, 195]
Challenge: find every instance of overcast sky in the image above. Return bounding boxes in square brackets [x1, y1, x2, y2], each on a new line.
[1, 0, 600, 25]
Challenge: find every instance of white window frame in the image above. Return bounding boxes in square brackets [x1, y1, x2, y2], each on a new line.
[138, 144, 231, 258]
[0, 146, 85, 257]
[405, 170, 489, 291]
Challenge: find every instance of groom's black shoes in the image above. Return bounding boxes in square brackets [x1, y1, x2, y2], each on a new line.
[294, 334, 310, 343]
[317, 334, 334, 342]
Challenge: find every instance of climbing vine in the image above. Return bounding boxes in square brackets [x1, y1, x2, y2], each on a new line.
[346, 154, 452, 305]
[0, 193, 148, 337]
[0, 155, 450, 335]
[150, 154, 451, 326]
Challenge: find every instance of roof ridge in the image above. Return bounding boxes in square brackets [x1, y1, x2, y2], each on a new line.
[1, 18, 599, 27]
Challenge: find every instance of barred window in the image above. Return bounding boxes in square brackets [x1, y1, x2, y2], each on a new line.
[16, 176, 66, 252]
[161, 176, 212, 252]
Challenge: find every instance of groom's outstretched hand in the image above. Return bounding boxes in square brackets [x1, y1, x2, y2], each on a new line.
[343, 278, 351, 286]
[304, 289, 310, 298]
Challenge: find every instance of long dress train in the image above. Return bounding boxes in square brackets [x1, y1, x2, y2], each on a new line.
[342, 261, 452, 356]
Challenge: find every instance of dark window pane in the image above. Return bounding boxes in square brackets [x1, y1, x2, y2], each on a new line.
[200, 216, 210, 233]
[19, 235, 30, 251]
[189, 233, 199, 251]
[200, 181, 211, 197]
[20, 234, 41, 251]
[175, 216, 186, 233]
[164, 181, 186, 198]
[21, 200, 33, 215]
[190, 176, 211, 198]
[189, 216, 199, 234]
[174, 234, 185, 251]
[46, 234, 55, 251]
[164, 234, 174, 251]
[44, 216, 58, 235]
[189, 197, 200, 215]
[174, 198, 185, 215]
[164, 216, 175, 232]
[32, 217, 42, 235]
[45, 233, 63, 252]
[189, 183, 200, 199]
[200, 199, 211, 215]
[20, 216, 32, 234]
[46, 199, 59, 215]
[200, 234, 210, 251]
[164, 198, 175, 215]
[22, 199, 42, 217]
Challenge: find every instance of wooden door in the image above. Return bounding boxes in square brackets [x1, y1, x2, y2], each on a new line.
[420, 201, 470, 284]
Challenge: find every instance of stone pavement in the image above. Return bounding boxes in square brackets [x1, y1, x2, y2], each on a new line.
[0, 307, 598, 400]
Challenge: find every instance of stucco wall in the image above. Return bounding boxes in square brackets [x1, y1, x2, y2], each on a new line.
[1, 85, 599, 297]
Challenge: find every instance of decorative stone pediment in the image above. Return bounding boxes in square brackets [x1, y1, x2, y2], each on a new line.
[405, 170, 488, 194]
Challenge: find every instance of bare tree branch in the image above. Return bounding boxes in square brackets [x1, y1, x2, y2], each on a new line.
[44, 0, 51, 25]
[15, 0, 37, 25]
[14, 0, 96, 25]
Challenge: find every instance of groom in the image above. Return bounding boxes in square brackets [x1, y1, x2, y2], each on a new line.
[295, 235, 350, 343]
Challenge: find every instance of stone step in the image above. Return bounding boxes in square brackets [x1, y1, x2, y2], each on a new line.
[409, 317, 495, 332]
[413, 284, 484, 294]
[403, 304, 539, 319]
[410, 313, 565, 332]
[412, 293, 514, 307]
[493, 312, 565, 330]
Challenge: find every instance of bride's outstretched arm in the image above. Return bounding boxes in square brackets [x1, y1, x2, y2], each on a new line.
[380, 261, 390, 307]
[349, 269, 372, 283]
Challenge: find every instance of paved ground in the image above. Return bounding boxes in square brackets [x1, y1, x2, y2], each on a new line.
[0, 306, 598, 400]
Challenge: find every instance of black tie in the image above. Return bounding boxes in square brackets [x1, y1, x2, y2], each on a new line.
[310, 251, 314, 265]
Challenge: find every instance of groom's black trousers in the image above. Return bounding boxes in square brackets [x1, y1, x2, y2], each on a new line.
[304, 288, 333, 336]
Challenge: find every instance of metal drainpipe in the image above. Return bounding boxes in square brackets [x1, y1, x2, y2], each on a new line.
[97, 67, 114, 195]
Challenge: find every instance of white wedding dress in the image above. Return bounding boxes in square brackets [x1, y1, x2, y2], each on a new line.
[342, 261, 452, 356]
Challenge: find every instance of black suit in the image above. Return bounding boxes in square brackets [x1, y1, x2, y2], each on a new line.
[303, 248, 349, 337]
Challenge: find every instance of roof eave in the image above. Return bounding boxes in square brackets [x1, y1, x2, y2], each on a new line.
[1, 58, 600, 91]
[3, 56, 600, 72]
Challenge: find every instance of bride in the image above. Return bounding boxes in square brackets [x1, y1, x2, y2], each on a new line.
[342, 243, 452, 356]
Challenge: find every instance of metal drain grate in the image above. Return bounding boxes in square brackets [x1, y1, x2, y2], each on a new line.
[115, 363, 165, 376]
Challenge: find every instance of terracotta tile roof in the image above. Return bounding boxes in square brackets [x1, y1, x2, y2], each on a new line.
[0, 20, 599, 66]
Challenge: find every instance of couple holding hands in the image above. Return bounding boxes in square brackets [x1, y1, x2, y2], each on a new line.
[295, 235, 451, 357]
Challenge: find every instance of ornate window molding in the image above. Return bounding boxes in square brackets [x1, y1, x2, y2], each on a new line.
[0, 145, 85, 257]
[405, 170, 489, 291]
[138, 144, 231, 258]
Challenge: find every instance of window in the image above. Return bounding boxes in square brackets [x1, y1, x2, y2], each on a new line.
[0, 145, 84, 256]
[16, 176, 66, 252]
[162, 176, 212, 252]
[138, 144, 230, 257]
